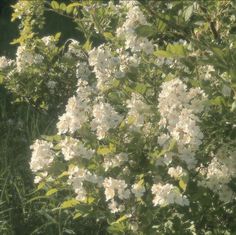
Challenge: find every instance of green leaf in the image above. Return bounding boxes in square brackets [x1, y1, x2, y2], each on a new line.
[210, 96, 225, 106]
[51, 1, 59, 10]
[83, 39, 92, 52]
[135, 25, 155, 37]
[73, 7, 79, 16]
[112, 79, 120, 88]
[107, 222, 125, 234]
[26, 196, 49, 204]
[231, 100, 236, 112]
[230, 69, 236, 82]
[57, 171, 69, 179]
[54, 32, 61, 41]
[103, 32, 114, 40]
[211, 47, 227, 65]
[126, 115, 136, 125]
[86, 197, 95, 204]
[46, 188, 58, 196]
[135, 83, 147, 94]
[66, 6, 74, 15]
[67, 2, 83, 8]
[157, 19, 166, 33]
[111, 215, 128, 225]
[53, 144, 61, 150]
[168, 139, 177, 151]
[97, 143, 116, 156]
[41, 134, 61, 142]
[60, 3, 67, 11]
[179, 174, 188, 191]
[0, 73, 4, 84]
[154, 50, 172, 58]
[37, 182, 45, 190]
[167, 44, 186, 57]
[60, 199, 80, 209]
[184, 5, 193, 21]
[73, 212, 82, 219]
[179, 180, 187, 191]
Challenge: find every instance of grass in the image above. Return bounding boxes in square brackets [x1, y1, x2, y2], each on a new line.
[0, 85, 58, 235]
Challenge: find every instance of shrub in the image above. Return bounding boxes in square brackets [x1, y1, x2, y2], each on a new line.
[1, 0, 236, 234]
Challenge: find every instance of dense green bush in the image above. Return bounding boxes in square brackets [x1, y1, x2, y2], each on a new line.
[1, 0, 236, 234]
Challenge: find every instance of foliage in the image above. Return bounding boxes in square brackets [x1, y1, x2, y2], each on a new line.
[0, 0, 236, 234]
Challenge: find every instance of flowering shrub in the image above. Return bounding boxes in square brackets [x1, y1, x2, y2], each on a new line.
[1, 0, 236, 234]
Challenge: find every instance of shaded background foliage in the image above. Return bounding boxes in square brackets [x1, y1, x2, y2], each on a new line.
[0, 0, 82, 57]
[0, 0, 18, 57]
[0, 1, 85, 234]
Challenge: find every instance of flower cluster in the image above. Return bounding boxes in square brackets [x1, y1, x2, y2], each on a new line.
[76, 61, 91, 80]
[57, 80, 94, 134]
[30, 140, 54, 173]
[116, 1, 154, 54]
[0, 56, 14, 70]
[103, 152, 128, 171]
[41, 36, 57, 49]
[131, 182, 145, 198]
[151, 183, 189, 206]
[68, 165, 103, 201]
[158, 78, 207, 169]
[65, 40, 85, 59]
[16, 45, 44, 72]
[60, 137, 95, 161]
[103, 177, 130, 201]
[199, 146, 236, 202]
[91, 101, 122, 140]
[88, 44, 122, 90]
[126, 92, 150, 131]
[168, 166, 187, 180]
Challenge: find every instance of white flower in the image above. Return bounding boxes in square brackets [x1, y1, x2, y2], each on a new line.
[117, 180, 131, 200]
[88, 44, 121, 90]
[16, 45, 44, 72]
[60, 137, 95, 161]
[65, 39, 83, 58]
[103, 177, 130, 201]
[151, 183, 189, 206]
[0, 56, 13, 69]
[41, 36, 56, 48]
[131, 183, 145, 198]
[103, 152, 128, 171]
[76, 61, 91, 80]
[103, 178, 116, 201]
[156, 152, 173, 167]
[168, 166, 186, 180]
[117, 49, 140, 73]
[34, 171, 48, 184]
[198, 146, 236, 203]
[172, 109, 203, 148]
[30, 140, 54, 172]
[91, 101, 122, 139]
[158, 78, 206, 169]
[57, 80, 93, 134]
[67, 165, 102, 201]
[116, 4, 154, 54]
[198, 65, 215, 80]
[108, 199, 125, 213]
[178, 146, 197, 169]
[126, 93, 149, 131]
[157, 133, 170, 147]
